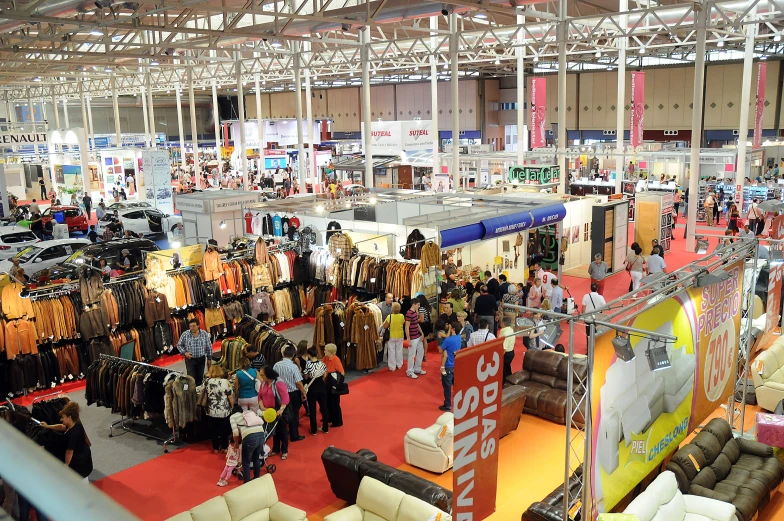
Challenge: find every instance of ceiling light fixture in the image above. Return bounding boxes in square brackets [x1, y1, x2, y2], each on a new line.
[717, 38, 725, 48]
[150, 60, 159, 66]
[533, 55, 539, 63]
[32, 77, 41, 82]
[775, 33, 782, 42]
[104, 67, 112, 72]
[474, 13, 487, 19]
[219, 220, 226, 229]
[89, 30, 104, 36]
[612, 334, 635, 362]
[639, 46, 646, 54]
[494, 57, 500, 65]
[271, 40, 283, 48]
[646, 339, 671, 371]
[595, 51, 602, 58]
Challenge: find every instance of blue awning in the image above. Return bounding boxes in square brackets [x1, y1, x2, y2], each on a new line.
[440, 223, 485, 248]
[481, 212, 534, 240]
[530, 203, 567, 228]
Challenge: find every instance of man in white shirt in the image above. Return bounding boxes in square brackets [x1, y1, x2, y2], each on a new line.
[738, 224, 755, 239]
[549, 279, 564, 313]
[498, 317, 516, 379]
[647, 247, 667, 274]
[581, 282, 607, 337]
[29, 199, 40, 215]
[704, 192, 716, 226]
[747, 198, 763, 234]
[467, 318, 496, 347]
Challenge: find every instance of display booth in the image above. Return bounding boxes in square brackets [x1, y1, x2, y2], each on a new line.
[98, 147, 145, 201]
[47, 128, 90, 201]
[174, 190, 263, 246]
[590, 199, 631, 273]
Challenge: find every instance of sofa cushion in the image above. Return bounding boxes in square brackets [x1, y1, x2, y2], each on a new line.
[529, 372, 559, 388]
[731, 493, 760, 521]
[538, 390, 568, 422]
[624, 471, 680, 521]
[223, 475, 278, 520]
[238, 512, 270, 521]
[505, 370, 530, 386]
[691, 431, 723, 466]
[721, 439, 740, 465]
[359, 460, 396, 485]
[397, 495, 451, 521]
[523, 350, 563, 378]
[387, 473, 453, 514]
[691, 467, 716, 491]
[670, 444, 709, 483]
[356, 477, 405, 520]
[708, 453, 732, 481]
[703, 418, 732, 447]
[166, 514, 194, 521]
[189, 497, 232, 521]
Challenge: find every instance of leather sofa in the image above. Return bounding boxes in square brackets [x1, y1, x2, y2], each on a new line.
[500, 385, 526, 438]
[505, 350, 587, 427]
[521, 467, 583, 521]
[321, 447, 453, 514]
[403, 412, 454, 474]
[751, 338, 784, 411]
[324, 476, 452, 521]
[165, 474, 307, 521]
[666, 418, 784, 521]
[622, 470, 736, 521]
[596, 322, 695, 475]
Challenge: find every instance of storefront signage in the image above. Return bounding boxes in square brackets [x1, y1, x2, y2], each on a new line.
[530, 204, 567, 228]
[767, 215, 784, 329]
[361, 120, 434, 153]
[481, 212, 533, 240]
[530, 78, 547, 149]
[630, 72, 645, 149]
[753, 62, 767, 150]
[508, 165, 560, 185]
[147, 244, 204, 271]
[591, 260, 743, 513]
[400, 120, 433, 151]
[452, 338, 504, 521]
[211, 195, 260, 211]
[0, 132, 48, 145]
[172, 198, 206, 212]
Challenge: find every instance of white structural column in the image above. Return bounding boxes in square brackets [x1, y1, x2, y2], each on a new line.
[140, 86, 150, 148]
[212, 78, 221, 153]
[687, 1, 708, 251]
[62, 99, 69, 127]
[26, 90, 39, 158]
[85, 93, 95, 151]
[557, 0, 567, 193]
[236, 56, 249, 189]
[6, 101, 17, 154]
[450, 12, 459, 190]
[362, 27, 373, 189]
[615, 0, 628, 192]
[111, 76, 122, 147]
[516, 13, 526, 165]
[305, 66, 314, 188]
[175, 84, 186, 170]
[147, 74, 157, 146]
[736, 12, 757, 185]
[78, 82, 90, 194]
[51, 88, 60, 128]
[254, 74, 263, 152]
[188, 67, 199, 186]
[430, 16, 440, 184]
[294, 42, 306, 190]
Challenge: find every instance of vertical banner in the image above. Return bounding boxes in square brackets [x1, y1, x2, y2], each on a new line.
[530, 78, 547, 149]
[767, 215, 784, 329]
[591, 260, 743, 512]
[452, 338, 504, 521]
[630, 72, 645, 149]
[141, 150, 174, 215]
[753, 62, 767, 150]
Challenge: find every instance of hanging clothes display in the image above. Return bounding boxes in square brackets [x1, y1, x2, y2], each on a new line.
[328, 231, 354, 261]
[420, 241, 441, 270]
[344, 301, 381, 371]
[312, 303, 345, 353]
[403, 229, 426, 260]
[233, 315, 296, 367]
[202, 246, 222, 281]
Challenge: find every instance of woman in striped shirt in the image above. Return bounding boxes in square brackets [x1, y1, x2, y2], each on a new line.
[304, 346, 329, 435]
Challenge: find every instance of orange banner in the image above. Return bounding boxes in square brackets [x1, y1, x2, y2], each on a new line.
[768, 215, 784, 329]
[452, 337, 504, 521]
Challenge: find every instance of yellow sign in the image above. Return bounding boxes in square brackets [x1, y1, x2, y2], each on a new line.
[147, 244, 204, 271]
[220, 145, 235, 159]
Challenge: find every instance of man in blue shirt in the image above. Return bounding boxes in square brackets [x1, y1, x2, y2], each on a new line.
[439, 321, 462, 412]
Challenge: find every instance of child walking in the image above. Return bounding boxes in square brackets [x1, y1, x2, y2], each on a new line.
[218, 443, 240, 486]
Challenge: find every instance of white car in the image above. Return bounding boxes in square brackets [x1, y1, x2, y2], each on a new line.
[0, 239, 91, 276]
[0, 226, 40, 260]
[106, 201, 153, 210]
[96, 208, 183, 237]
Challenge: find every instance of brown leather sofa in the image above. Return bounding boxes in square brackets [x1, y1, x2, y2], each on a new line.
[321, 447, 453, 514]
[500, 385, 526, 438]
[521, 467, 583, 521]
[666, 418, 784, 521]
[505, 350, 587, 427]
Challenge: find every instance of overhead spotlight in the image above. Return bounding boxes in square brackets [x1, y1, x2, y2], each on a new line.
[369, 196, 377, 204]
[639, 46, 646, 54]
[89, 29, 104, 36]
[775, 33, 782, 42]
[315, 205, 324, 213]
[94, 0, 114, 8]
[341, 23, 351, 31]
[474, 12, 487, 19]
[32, 76, 41, 82]
[595, 51, 602, 58]
[271, 40, 283, 48]
[694, 235, 709, 254]
[646, 339, 671, 371]
[494, 57, 500, 65]
[219, 220, 227, 229]
[611, 334, 635, 362]
[441, 5, 453, 16]
[533, 55, 539, 63]
[104, 67, 112, 72]
[694, 269, 732, 288]
[150, 60, 159, 66]
[717, 38, 724, 48]
[171, 241, 182, 249]
[761, 55, 768, 60]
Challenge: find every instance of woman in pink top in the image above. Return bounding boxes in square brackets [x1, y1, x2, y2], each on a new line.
[258, 366, 291, 460]
[527, 277, 543, 308]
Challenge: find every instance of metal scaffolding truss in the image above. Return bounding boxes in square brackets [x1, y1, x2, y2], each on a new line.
[0, 0, 783, 101]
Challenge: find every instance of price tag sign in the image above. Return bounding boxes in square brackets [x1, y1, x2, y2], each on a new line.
[364, 325, 369, 331]
[340, 322, 345, 327]
[183, 384, 189, 391]
[336, 248, 342, 253]
[227, 289, 232, 294]
[370, 277, 376, 283]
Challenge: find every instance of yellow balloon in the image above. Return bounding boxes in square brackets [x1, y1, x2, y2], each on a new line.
[262, 408, 277, 423]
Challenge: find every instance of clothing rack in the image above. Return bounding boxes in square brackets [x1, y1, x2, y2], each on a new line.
[24, 283, 79, 299]
[104, 273, 145, 286]
[32, 390, 64, 403]
[98, 354, 181, 453]
[241, 314, 297, 348]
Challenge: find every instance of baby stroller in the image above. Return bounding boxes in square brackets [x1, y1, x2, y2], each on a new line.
[234, 413, 279, 481]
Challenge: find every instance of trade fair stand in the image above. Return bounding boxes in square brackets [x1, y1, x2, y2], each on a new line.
[501, 240, 759, 519]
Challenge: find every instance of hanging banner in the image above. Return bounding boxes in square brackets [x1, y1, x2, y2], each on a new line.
[508, 165, 561, 185]
[591, 259, 743, 512]
[530, 78, 547, 149]
[400, 120, 433, 151]
[147, 244, 204, 272]
[452, 337, 504, 521]
[141, 150, 173, 215]
[753, 62, 767, 150]
[630, 72, 645, 149]
[767, 215, 784, 329]
[360, 120, 402, 154]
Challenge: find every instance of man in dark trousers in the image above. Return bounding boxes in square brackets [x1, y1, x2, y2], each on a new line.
[484, 271, 500, 301]
[82, 193, 92, 219]
[39, 177, 47, 199]
[273, 345, 307, 443]
[473, 285, 499, 334]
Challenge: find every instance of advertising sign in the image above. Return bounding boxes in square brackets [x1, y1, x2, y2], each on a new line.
[452, 338, 504, 521]
[0, 132, 48, 145]
[141, 150, 173, 215]
[592, 260, 743, 512]
[530, 78, 547, 149]
[481, 212, 533, 240]
[400, 120, 433, 151]
[147, 244, 204, 271]
[754, 62, 767, 150]
[508, 165, 560, 185]
[15, 105, 44, 123]
[530, 204, 567, 228]
[361, 120, 402, 153]
[630, 72, 645, 149]
[767, 215, 784, 329]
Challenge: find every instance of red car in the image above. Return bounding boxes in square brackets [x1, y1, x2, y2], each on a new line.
[41, 205, 89, 234]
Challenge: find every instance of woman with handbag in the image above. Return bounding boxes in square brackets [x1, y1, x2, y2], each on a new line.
[626, 242, 645, 294]
[234, 357, 260, 412]
[324, 343, 346, 427]
[258, 366, 290, 460]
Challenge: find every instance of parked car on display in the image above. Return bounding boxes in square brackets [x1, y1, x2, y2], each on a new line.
[37, 237, 160, 282]
[106, 201, 152, 211]
[0, 239, 91, 277]
[41, 205, 89, 234]
[96, 207, 182, 237]
[0, 226, 40, 260]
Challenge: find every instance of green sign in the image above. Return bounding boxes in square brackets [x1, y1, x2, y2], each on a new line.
[508, 165, 561, 185]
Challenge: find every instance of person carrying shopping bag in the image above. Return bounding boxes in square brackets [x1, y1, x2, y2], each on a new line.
[625, 242, 645, 294]
[382, 302, 406, 371]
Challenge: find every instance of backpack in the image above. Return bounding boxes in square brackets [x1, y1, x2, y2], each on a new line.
[242, 410, 263, 427]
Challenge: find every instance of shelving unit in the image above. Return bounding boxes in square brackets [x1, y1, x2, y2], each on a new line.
[590, 200, 630, 274]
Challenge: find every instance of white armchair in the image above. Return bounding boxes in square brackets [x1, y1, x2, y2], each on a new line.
[324, 477, 451, 521]
[751, 339, 784, 411]
[623, 471, 736, 521]
[403, 412, 453, 474]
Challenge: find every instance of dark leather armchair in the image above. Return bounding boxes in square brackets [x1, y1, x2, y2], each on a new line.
[321, 447, 453, 513]
[521, 467, 583, 521]
[500, 385, 526, 438]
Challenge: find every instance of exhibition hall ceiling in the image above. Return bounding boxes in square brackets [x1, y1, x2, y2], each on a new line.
[0, 0, 782, 100]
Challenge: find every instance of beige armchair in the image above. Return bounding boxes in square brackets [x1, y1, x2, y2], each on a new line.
[751, 339, 784, 411]
[165, 474, 307, 521]
[403, 412, 453, 474]
[324, 477, 451, 521]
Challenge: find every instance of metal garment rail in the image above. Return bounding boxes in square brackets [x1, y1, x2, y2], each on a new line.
[98, 354, 182, 453]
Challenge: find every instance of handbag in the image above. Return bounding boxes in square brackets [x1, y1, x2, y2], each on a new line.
[196, 380, 209, 408]
[271, 380, 296, 423]
[328, 372, 350, 395]
[240, 369, 261, 393]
